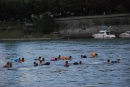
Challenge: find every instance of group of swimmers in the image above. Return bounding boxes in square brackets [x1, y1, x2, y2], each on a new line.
[3, 62, 13, 68]
[107, 59, 120, 63]
[3, 58, 25, 68]
[63, 52, 98, 67]
[64, 61, 83, 67]
[34, 57, 50, 66]
[3, 52, 120, 68]
[16, 58, 25, 62]
[33, 56, 82, 67]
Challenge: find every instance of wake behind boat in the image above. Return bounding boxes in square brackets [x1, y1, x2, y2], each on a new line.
[92, 26, 116, 39]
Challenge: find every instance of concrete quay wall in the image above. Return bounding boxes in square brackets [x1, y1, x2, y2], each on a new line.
[55, 14, 130, 38]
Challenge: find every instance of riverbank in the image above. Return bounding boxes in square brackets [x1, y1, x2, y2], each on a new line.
[56, 14, 130, 37]
[0, 37, 61, 40]
[0, 33, 63, 40]
[0, 14, 130, 39]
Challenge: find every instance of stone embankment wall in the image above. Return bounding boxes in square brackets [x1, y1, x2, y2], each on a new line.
[55, 14, 130, 38]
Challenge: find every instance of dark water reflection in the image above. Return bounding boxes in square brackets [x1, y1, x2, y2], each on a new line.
[0, 39, 130, 87]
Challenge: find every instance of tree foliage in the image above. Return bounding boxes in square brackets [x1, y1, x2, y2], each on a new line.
[0, 0, 129, 20]
[37, 13, 55, 33]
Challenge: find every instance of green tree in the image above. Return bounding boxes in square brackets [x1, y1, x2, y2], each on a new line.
[60, 0, 85, 16]
[37, 13, 55, 33]
[48, 0, 61, 15]
[0, 0, 130, 20]
[115, 4, 126, 13]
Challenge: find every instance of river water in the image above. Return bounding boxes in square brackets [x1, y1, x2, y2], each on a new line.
[0, 39, 130, 87]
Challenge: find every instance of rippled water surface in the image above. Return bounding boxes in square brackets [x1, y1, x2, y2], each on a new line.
[0, 39, 130, 87]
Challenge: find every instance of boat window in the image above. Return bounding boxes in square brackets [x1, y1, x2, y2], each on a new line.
[98, 32, 104, 34]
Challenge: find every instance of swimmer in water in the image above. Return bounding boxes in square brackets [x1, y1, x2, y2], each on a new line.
[90, 52, 98, 58]
[3, 62, 10, 68]
[73, 61, 82, 65]
[107, 59, 110, 63]
[107, 59, 120, 63]
[79, 61, 82, 64]
[9, 62, 13, 67]
[51, 58, 57, 61]
[34, 62, 38, 66]
[95, 53, 98, 57]
[18, 58, 22, 63]
[3, 62, 12, 68]
[64, 61, 69, 67]
[81, 55, 87, 58]
[57, 55, 61, 60]
[39, 60, 44, 65]
[38, 57, 41, 60]
[42, 58, 45, 61]
[69, 56, 72, 60]
[73, 62, 79, 65]
[22, 58, 25, 62]
[44, 62, 50, 65]
[117, 59, 120, 63]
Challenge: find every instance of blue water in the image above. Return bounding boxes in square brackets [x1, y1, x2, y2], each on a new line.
[0, 39, 130, 87]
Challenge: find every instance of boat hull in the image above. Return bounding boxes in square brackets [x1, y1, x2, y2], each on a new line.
[92, 34, 115, 38]
[119, 32, 130, 38]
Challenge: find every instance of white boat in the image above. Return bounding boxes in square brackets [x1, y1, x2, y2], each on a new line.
[119, 31, 130, 38]
[92, 26, 116, 38]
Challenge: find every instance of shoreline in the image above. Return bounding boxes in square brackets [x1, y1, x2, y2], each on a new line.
[0, 37, 61, 40]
